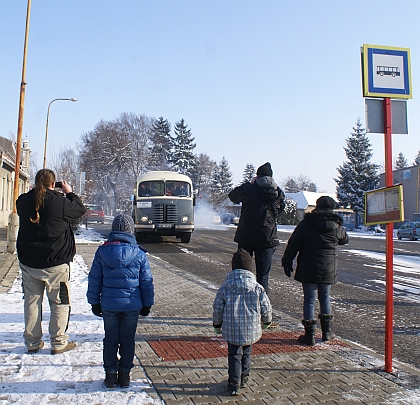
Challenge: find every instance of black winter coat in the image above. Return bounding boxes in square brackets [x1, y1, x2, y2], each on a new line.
[17, 189, 86, 268]
[228, 176, 285, 250]
[281, 210, 349, 284]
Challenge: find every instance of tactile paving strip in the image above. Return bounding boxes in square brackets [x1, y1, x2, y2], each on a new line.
[146, 331, 350, 362]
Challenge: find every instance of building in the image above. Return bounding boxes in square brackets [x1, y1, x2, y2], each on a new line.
[285, 190, 337, 220]
[379, 165, 420, 222]
[0, 136, 31, 227]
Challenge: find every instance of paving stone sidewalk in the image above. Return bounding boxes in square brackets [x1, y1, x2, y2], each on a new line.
[2, 230, 420, 404]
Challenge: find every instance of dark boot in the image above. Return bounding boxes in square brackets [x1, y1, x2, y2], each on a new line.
[118, 370, 130, 388]
[319, 314, 334, 341]
[297, 319, 317, 345]
[103, 372, 118, 390]
[227, 381, 240, 396]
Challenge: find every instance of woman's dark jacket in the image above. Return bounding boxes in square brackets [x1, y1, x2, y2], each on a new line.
[229, 176, 285, 250]
[281, 209, 349, 284]
[16, 189, 86, 268]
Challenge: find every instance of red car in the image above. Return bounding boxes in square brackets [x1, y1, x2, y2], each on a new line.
[85, 204, 105, 224]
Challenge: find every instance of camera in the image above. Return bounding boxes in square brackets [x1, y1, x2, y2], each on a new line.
[54, 181, 63, 188]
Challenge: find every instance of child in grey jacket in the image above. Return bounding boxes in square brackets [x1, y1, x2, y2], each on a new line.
[213, 249, 272, 396]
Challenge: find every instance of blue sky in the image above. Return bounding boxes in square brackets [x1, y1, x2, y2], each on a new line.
[1, 1, 418, 193]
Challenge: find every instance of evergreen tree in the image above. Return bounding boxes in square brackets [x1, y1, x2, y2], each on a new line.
[210, 157, 233, 210]
[149, 117, 172, 171]
[242, 163, 255, 184]
[190, 153, 217, 201]
[394, 152, 408, 170]
[171, 118, 196, 177]
[335, 118, 379, 226]
[283, 177, 300, 193]
[277, 196, 299, 225]
[414, 150, 420, 166]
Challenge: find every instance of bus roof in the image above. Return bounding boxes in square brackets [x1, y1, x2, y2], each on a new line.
[136, 171, 192, 184]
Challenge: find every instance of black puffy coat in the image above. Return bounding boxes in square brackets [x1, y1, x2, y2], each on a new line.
[281, 210, 349, 284]
[228, 176, 285, 250]
[17, 189, 86, 268]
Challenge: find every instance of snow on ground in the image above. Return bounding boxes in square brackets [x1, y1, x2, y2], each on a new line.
[0, 226, 161, 405]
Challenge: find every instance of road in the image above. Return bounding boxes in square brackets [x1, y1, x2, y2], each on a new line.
[92, 222, 420, 370]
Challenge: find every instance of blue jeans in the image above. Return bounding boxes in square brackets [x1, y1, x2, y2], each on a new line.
[240, 246, 275, 293]
[102, 310, 139, 373]
[228, 343, 252, 385]
[302, 283, 331, 320]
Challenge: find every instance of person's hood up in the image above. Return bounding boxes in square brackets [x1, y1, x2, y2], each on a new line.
[99, 231, 140, 268]
[304, 210, 343, 233]
[224, 269, 256, 294]
[255, 176, 277, 189]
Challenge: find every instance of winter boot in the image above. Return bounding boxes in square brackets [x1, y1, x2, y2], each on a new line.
[319, 314, 334, 341]
[118, 370, 130, 388]
[227, 381, 240, 396]
[297, 319, 317, 346]
[103, 372, 118, 390]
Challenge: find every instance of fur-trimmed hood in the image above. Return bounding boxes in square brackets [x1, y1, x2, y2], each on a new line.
[304, 209, 344, 234]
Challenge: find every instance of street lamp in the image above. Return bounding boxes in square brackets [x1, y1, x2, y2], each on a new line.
[43, 98, 77, 169]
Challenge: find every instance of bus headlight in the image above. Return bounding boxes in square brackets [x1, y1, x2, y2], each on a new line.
[141, 216, 148, 223]
[181, 216, 188, 223]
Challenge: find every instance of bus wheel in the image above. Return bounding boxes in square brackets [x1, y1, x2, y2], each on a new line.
[180, 233, 191, 243]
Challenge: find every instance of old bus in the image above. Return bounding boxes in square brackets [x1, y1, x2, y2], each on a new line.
[132, 171, 195, 243]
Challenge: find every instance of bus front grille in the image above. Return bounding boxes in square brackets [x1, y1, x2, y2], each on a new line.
[153, 204, 178, 223]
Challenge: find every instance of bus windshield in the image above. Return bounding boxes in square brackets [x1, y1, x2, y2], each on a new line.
[138, 181, 191, 197]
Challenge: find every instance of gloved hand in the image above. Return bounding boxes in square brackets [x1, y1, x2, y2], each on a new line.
[213, 327, 222, 335]
[284, 266, 293, 278]
[91, 303, 103, 317]
[262, 322, 272, 330]
[140, 306, 151, 317]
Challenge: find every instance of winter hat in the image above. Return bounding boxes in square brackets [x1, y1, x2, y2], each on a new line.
[256, 162, 273, 177]
[112, 214, 134, 234]
[231, 248, 253, 271]
[316, 196, 338, 211]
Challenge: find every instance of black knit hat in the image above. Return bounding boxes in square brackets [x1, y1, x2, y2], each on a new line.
[256, 162, 273, 177]
[231, 249, 253, 271]
[112, 214, 134, 234]
[316, 196, 338, 210]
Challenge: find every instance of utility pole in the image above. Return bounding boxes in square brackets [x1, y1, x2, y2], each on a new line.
[7, 0, 32, 253]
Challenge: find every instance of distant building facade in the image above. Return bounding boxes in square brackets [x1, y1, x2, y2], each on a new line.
[379, 165, 420, 222]
[0, 136, 31, 227]
[285, 191, 337, 220]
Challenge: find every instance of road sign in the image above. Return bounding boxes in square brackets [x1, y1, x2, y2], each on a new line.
[361, 44, 412, 99]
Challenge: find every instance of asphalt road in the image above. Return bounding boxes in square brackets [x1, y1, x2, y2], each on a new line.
[93, 222, 420, 371]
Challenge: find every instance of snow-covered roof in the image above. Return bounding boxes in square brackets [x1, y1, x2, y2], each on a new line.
[285, 191, 337, 210]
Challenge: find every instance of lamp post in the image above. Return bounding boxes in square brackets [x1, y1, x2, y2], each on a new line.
[43, 98, 77, 169]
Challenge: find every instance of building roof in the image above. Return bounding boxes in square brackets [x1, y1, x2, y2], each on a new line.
[285, 191, 337, 210]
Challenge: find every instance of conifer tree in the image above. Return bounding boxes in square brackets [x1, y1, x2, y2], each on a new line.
[210, 157, 233, 210]
[394, 152, 408, 170]
[171, 119, 196, 177]
[335, 118, 379, 226]
[242, 163, 255, 184]
[414, 150, 420, 166]
[149, 117, 172, 171]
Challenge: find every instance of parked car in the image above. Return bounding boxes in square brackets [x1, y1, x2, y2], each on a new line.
[221, 213, 239, 226]
[396, 221, 420, 241]
[85, 204, 105, 224]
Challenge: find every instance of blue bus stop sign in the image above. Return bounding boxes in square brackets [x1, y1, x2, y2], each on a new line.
[361, 44, 412, 99]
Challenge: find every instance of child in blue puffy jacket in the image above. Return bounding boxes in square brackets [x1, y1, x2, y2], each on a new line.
[87, 215, 154, 390]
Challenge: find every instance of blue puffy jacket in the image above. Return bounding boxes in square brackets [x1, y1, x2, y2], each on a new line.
[87, 231, 154, 312]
